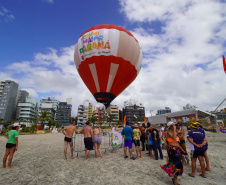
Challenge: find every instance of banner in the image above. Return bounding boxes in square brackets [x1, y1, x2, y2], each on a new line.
[168, 115, 196, 123]
[112, 131, 123, 146]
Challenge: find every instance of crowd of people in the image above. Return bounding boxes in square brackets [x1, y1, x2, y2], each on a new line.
[2, 120, 211, 185]
[119, 121, 210, 185]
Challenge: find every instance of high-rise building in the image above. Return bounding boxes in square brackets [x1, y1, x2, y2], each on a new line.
[93, 106, 107, 124]
[56, 102, 72, 126]
[0, 80, 19, 122]
[17, 90, 29, 103]
[16, 97, 39, 126]
[77, 105, 88, 125]
[122, 100, 145, 122]
[106, 105, 119, 123]
[156, 107, 171, 115]
[39, 97, 59, 120]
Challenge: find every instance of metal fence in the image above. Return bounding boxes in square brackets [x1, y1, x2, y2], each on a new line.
[72, 132, 112, 158]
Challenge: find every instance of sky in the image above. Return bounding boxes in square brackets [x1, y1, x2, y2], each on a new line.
[1, 0, 226, 117]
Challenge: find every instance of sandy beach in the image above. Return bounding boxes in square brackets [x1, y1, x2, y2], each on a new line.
[0, 131, 226, 185]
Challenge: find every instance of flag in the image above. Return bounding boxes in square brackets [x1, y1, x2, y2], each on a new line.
[134, 114, 137, 118]
[124, 115, 126, 127]
[223, 55, 226, 74]
[144, 117, 146, 124]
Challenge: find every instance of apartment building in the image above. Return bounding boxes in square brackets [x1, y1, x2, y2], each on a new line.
[0, 80, 19, 122]
[106, 105, 119, 123]
[56, 102, 72, 126]
[17, 97, 39, 126]
[122, 100, 145, 122]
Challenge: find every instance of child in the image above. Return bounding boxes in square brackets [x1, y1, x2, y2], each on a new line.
[147, 129, 154, 158]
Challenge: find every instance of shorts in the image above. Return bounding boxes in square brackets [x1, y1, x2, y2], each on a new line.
[93, 136, 102, 143]
[84, 137, 93, 150]
[191, 150, 205, 158]
[6, 143, 16, 148]
[64, 136, 72, 143]
[124, 139, 132, 149]
[134, 140, 140, 147]
[149, 145, 154, 150]
[179, 140, 185, 145]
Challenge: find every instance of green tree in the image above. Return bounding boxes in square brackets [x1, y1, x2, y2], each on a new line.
[107, 114, 114, 126]
[38, 111, 50, 129]
[89, 117, 97, 125]
[117, 120, 123, 126]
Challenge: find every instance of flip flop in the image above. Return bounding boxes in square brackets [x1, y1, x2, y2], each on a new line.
[199, 174, 207, 178]
[188, 173, 195, 178]
[197, 169, 203, 172]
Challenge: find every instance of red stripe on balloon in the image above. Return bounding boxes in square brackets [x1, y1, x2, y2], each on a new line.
[77, 55, 137, 97]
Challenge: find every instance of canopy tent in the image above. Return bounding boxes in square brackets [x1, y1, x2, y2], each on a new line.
[148, 108, 215, 124]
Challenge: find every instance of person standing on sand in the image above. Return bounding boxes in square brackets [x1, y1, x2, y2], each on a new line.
[112, 124, 122, 132]
[193, 121, 211, 172]
[176, 122, 189, 165]
[62, 121, 78, 160]
[2, 123, 20, 169]
[93, 124, 102, 158]
[187, 124, 207, 178]
[140, 123, 146, 151]
[133, 124, 142, 159]
[161, 121, 184, 185]
[152, 124, 163, 160]
[80, 121, 93, 160]
[147, 129, 154, 158]
[121, 122, 136, 160]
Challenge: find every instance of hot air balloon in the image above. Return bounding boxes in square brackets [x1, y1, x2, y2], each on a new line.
[74, 24, 142, 107]
[223, 55, 226, 74]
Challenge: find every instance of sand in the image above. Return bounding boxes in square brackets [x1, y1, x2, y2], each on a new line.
[0, 131, 226, 185]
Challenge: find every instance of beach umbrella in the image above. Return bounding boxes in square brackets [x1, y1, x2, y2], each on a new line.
[74, 24, 142, 107]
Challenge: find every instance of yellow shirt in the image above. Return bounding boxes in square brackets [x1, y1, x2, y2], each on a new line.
[133, 128, 140, 140]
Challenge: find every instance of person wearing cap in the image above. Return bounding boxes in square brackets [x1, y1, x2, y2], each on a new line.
[193, 121, 211, 172]
[112, 124, 122, 133]
[176, 122, 189, 165]
[93, 124, 102, 158]
[2, 123, 20, 168]
[187, 123, 207, 178]
[161, 121, 184, 185]
[132, 124, 142, 159]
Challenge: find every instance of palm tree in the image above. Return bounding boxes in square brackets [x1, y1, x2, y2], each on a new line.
[107, 114, 114, 126]
[38, 111, 50, 129]
[89, 117, 97, 126]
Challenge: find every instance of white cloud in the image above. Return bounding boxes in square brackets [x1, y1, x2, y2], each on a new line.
[0, 6, 15, 22]
[118, 0, 226, 115]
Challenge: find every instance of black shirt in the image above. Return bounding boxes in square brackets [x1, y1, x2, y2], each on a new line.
[151, 128, 160, 142]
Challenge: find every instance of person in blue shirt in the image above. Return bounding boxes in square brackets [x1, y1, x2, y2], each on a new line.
[147, 129, 154, 158]
[187, 124, 207, 178]
[121, 122, 136, 160]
